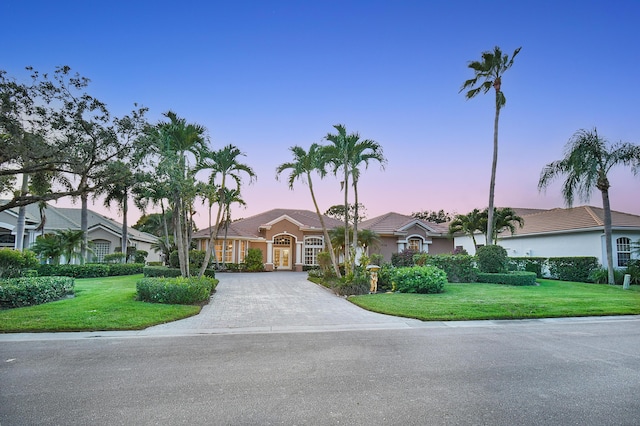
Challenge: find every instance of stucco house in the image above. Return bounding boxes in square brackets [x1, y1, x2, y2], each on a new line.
[192, 209, 455, 271]
[359, 212, 453, 261]
[454, 205, 640, 268]
[0, 201, 160, 263]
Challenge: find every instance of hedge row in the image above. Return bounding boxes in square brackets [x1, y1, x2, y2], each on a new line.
[0, 276, 75, 308]
[392, 265, 447, 294]
[136, 276, 218, 305]
[37, 263, 145, 278]
[509, 256, 599, 282]
[414, 253, 477, 283]
[476, 271, 537, 286]
[143, 266, 216, 278]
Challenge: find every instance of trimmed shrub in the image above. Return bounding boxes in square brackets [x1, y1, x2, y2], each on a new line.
[392, 265, 447, 294]
[103, 253, 126, 264]
[142, 266, 215, 278]
[146, 261, 164, 266]
[169, 250, 210, 271]
[136, 276, 218, 305]
[37, 263, 109, 278]
[508, 257, 547, 278]
[476, 245, 508, 273]
[0, 249, 39, 279]
[134, 250, 148, 264]
[415, 253, 478, 283]
[0, 276, 75, 308]
[107, 263, 144, 276]
[547, 257, 599, 282]
[476, 271, 537, 286]
[391, 249, 418, 267]
[245, 248, 264, 272]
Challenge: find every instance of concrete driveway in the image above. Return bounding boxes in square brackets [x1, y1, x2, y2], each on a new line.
[145, 271, 422, 335]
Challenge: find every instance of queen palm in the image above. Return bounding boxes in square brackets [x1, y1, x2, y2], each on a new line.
[276, 144, 341, 277]
[197, 144, 256, 276]
[218, 187, 246, 269]
[538, 128, 638, 285]
[461, 45, 521, 246]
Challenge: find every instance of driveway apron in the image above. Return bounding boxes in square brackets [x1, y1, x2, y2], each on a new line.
[145, 272, 422, 335]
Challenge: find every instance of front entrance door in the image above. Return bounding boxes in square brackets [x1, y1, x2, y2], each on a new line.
[273, 247, 291, 270]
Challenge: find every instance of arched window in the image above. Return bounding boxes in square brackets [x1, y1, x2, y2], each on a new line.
[274, 235, 292, 246]
[304, 236, 324, 265]
[408, 237, 421, 252]
[617, 237, 631, 267]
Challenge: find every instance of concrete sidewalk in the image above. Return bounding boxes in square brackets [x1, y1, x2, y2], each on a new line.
[143, 271, 423, 335]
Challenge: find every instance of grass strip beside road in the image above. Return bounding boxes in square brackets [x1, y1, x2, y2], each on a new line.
[0, 274, 201, 333]
[349, 279, 640, 321]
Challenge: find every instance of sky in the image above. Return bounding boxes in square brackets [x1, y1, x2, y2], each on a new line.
[3, 0, 640, 229]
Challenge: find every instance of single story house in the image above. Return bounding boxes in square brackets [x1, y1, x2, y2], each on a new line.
[454, 205, 640, 268]
[0, 201, 160, 263]
[192, 209, 454, 271]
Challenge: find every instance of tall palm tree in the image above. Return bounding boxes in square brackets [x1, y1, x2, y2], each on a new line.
[461, 46, 521, 246]
[148, 111, 208, 277]
[219, 187, 246, 269]
[324, 124, 385, 272]
[448, 208, 486, 250]
[538, 128, 638, 284]
[197, 144, 256, 276]
[276, 144, 341, 277]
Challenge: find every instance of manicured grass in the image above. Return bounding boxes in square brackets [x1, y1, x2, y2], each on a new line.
[0, 274, 202, 333]
[348, 279, 640, 321]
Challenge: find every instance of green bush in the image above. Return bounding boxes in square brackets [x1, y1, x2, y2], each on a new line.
[245, 248, 264, 272]
[333, 270, 369, 296]
[588, 268, 626, 285]
[107, 263, 144, 276]
[37, 263, 110, 278]
[136, 276, 218, 304]
[476, 271, 537, 286]
[391, 249, 418, 267]
[415, 253, 478, 283]
[547, 257, 599, 282]
[508, 257, 547, 278]
[625, 260, 640, 284]
[392, 265, 447, 294]
[0, 276, 75, 308]
[376, 263, 395, 292]
[142, 266, 215, 278]
[103, 253, 126, 263]
[146, 261, 163, 266]
[476, 245, 508, 273]
[134, 250, 148, 264]
[0, 249, 39, 279]
[169, 249, 210, 271]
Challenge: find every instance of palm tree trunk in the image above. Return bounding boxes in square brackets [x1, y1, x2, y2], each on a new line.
[601, 189, 615, 285]
[486, 99, 501, 246]
[15, 173, 29, 251]
[308, 175, 341, 278]
[174, 195, 188, 277]
[121, 191, 128, 259]
[80, 192, 88, 264]
[343, 157, 350, 274]
[352, 177, 359, 263]
[160, 201, 170, 265]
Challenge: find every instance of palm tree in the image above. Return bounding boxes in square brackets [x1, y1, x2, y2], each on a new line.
[55, 229, 85, 264]
[461, 46, 521, 246]
[448, 208, 486, 250]
[148, 111, 208, 277]
[219, 187, 246, 269]
[491, 207, 524, 244]
[324, 124, 385, 273]
[538, 128, 638, 284]
[197, 144, 256, 276]
[31, 234, 63, 265]
[276, 144, 341, 277]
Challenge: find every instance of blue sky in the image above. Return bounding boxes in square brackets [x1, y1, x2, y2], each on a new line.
[3, 0, 639, 227]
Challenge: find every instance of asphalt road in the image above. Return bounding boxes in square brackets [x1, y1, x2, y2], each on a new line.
[2, 318, 639, 425]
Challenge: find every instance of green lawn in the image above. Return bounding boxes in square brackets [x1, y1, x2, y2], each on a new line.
[0, 274, 201, 333]
[349, 279, 640, 321]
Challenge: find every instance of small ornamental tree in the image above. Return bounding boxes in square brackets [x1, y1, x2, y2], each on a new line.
[476, 245, 508, 273]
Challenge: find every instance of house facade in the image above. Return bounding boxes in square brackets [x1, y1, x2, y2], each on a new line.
[192, 209, 455, 271]
[0, 201, 160, 263]
[453, 206, 640, 268]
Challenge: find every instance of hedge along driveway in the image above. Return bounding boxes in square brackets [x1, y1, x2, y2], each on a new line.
[0, 274, 201, 332]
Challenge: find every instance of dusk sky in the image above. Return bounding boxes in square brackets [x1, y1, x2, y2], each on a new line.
[3, 0, 640, 229]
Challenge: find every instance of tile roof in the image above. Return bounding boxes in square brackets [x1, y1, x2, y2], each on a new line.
[359, 212, 449, 235]
[193, 208, 344, 239]
[501, 205, 640, 237]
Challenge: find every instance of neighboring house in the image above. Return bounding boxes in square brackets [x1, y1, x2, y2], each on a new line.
[359, 212, 454, 262]
[454, 205, 640, 268]
[193, 209, 344, 272]
[0, 201, 160, 263]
